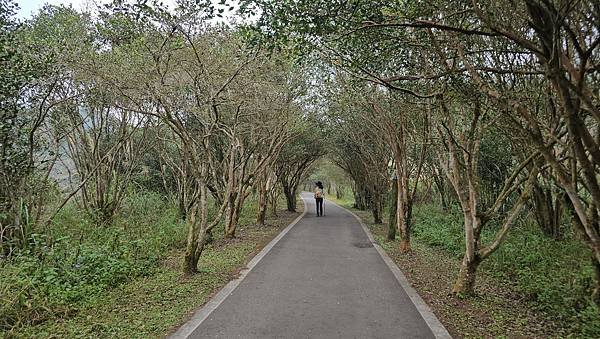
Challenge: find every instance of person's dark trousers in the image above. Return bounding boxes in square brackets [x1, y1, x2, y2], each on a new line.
[315, 198, 324, 216]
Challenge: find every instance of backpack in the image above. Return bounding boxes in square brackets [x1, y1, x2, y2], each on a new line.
[315, 188, 324, 199]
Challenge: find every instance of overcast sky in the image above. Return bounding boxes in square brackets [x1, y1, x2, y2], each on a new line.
[18, 0, 117, 18]
[16, 0, 238, 20]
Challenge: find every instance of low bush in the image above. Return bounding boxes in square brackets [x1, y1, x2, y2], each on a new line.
[410, 203, 599, 336]
[0, 190, 183, 332]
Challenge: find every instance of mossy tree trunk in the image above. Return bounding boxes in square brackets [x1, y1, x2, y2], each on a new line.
[452, 255, 482, 295]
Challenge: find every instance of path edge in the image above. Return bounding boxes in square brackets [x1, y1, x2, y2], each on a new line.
[328, 199, 453, 339]
[169, 196, 307, 339]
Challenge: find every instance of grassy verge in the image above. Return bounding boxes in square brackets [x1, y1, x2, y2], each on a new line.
[1, 192, 302, 338]
[328, 196, 599, 338]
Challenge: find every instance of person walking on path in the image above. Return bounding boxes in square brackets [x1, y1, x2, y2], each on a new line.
[315, 181, 324, 217]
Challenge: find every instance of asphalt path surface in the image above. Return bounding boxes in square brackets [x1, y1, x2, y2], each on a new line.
[183, 192, 437, 338]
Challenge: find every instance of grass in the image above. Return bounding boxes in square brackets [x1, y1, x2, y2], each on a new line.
[1, 191, 302, 338]
[328, 195, 600, 337]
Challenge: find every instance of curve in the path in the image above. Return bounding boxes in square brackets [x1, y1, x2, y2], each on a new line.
[172, 193, 449, 339]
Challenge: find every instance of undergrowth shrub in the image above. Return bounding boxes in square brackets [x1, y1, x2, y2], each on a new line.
[0, 190, 183, 332]
[411, 205, 464, 257]
[411, 203, 599, 336]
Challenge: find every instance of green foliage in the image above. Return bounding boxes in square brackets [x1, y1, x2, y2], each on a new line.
[0, 190, 184, 332]
[486, 224, 597, 334]
[411, 203, 600, 336]
[411, 205, 464, 257]
[0, 0, 41, 246]
[1, 1, 92, 255]
[579, 300, 600, 336]
[477, 129, 513, 192]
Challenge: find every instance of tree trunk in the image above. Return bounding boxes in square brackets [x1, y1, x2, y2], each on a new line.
[400, 234, 411, 253]
[225, 212, 237, 238]
[532, 183, 563, 239]
[372, 205, 382, 224]
[354, 185, 368, 210]
[387, 178, 398, 240]
[269, 193, 278, 216]
[336, 185, 343, 199]
[257, 199, 267, 226]
[256, 177, 268, 226]
[433, 172, 449, 211]
[183, 206, 200, 274]
[178, 195, 187, 220]
[399, 202, 413, 253]
[372, 191, 383, 224]
[223, 192, 236, 237]
[183, 250, 199, 275]
[224, 189, 244, 238]
[225, 192, 245, 238]
[184, 229, 209, 275]
[452, 255, 481, 295]
[396, 167, 413, 253]
[283, 184, 297, 212]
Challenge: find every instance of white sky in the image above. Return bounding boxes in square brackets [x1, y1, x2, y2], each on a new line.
[17, 0, 133, 18]
[16, 0, 240, 20]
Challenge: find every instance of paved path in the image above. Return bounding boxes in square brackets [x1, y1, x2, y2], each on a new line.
[175, 193, 446, 338]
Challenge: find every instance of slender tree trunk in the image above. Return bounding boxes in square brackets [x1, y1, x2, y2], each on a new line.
[269, 193, 278, 216]
[256, 176, 269, 226]
[336, 185, 343, 199]
[532, 183, 562, 239]
[400, 199, 414, 253]
[286, 193, 296, 212]
[283, 184, 297, 212]
[257, 198, 267, 225]
[396, 161, 412, 253]
[433, 173, 449, 211]
[183, 205, 200, 274]
[224, 187, 244, 238]
[192, 231, 207, 263]
[452, 206, 482, 294]
[388, 177, 398, 240]
[353, 190, 361, 209]
[223, 192, 236, 236]
[225, 192, 245, 238]
[354, 185, 368, 210]
[233, 192, 246, 235]
[372, 205, 382, 224]
[372, 190, 383, 224]
[225, 210, 236, 238]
